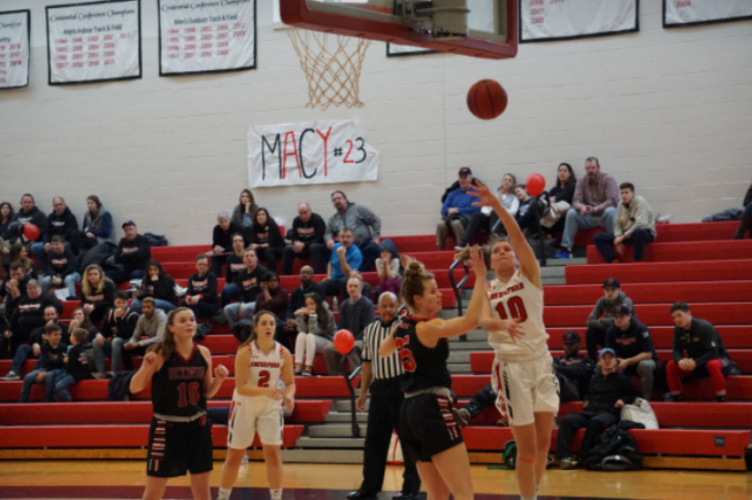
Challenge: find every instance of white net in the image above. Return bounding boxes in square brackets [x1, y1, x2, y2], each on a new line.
[288, 28, 371, 110]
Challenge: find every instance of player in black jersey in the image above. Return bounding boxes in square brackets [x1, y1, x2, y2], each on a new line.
[379, 249, 487, 500]
[130, 307, 229, 500]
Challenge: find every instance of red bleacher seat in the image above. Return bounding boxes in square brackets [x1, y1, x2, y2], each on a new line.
[566, 259, 752, 285]
[545, 281, 752, 306]
[587, 239, 752, 264]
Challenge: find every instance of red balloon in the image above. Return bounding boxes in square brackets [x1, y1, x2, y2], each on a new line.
[23, 223, 40, 241]
[526, 173, 546, 197]
[333, 329, 355, 355]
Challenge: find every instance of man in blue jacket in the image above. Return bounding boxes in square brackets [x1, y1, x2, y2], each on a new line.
[436, 167, 481, 250]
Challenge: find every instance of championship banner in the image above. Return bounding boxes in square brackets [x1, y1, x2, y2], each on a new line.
[158, 0, 256, 76]
[248, 119, 379, 188]
[0, 10, 30, 90]
[46, 0, 141, 85]
[521, 0, 639, 43]
[664, 0, 752, 28]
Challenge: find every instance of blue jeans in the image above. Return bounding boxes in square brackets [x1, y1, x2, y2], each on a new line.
[130, 298, 176, 314]
[593, 228, 655, 263]
[561, 207, 617, 250]
[221, 283, 239, 306]
[53, 372, 77, 402]
[31, 242, 70, 272]
[42, 272, 81, 298]
[9, 344, 35, 375]
[92, 337, 128, 373]
[105, 268, 146, 284]
[20, 368, 65, 402]
[223, 302, 256, 330]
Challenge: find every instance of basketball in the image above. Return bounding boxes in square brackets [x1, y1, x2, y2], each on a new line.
[467, 79, 508, 120]
[526, 173, 546, 197]
[23, 223, 40, 241]
[333, 329, 355, 355]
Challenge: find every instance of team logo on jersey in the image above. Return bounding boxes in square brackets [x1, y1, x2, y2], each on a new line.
[169, 366, 206, 380]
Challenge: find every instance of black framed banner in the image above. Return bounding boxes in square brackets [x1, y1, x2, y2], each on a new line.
[664, 0, 752, 28]
[520, 0, 639, 43]
[158, 0, 256, 76]
[0, 10, 30, 89]
[46, 0, 141, 85]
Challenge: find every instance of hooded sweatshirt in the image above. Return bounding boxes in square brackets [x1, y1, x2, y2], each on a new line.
[44, 207, 78, 243]
[11, 206, 46, 242]
[82, 207, 114, 244]
[587, 292, 635, 328]
[375, 239, 402, 279]
[324, 202, 381, 247]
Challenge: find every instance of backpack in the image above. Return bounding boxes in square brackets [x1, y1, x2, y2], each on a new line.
[582, 422, 645, 472]
[144, 233, 169, 247]
[502, 440, 517, 469]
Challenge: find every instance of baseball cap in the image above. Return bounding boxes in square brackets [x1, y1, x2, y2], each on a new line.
[562, 331, 581, 344]
[458, 167, 472, 176]
[599, 347, 616, 358]
[121, 220, 136, 229]
[613, 305, 632, 316]
[602, 277, 621, 289]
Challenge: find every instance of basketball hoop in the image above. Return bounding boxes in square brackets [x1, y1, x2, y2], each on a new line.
[287, 28, 371, 110]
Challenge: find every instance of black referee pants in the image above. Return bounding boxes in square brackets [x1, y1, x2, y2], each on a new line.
[360, 378, 420, 496]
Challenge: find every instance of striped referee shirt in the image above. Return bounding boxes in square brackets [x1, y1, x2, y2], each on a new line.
[361, 317, 403, 380]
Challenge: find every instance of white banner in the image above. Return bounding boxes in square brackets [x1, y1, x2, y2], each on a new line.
[521, 0, 638, 42]
[248, 119, 379, 188]
[0, 10, 30, 89]
[158, 0, 256, 76]
[46, 0, 141, 85]
[664, 0, 752, 27]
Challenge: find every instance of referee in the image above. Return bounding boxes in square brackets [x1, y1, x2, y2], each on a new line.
[347, 292, 421, 500]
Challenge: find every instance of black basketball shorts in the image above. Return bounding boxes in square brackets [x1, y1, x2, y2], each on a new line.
[398, 393, 463, 462]
[146, 414, 214, 478]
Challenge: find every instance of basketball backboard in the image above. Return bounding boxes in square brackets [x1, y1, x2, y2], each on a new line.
[280, 0, 518, 60]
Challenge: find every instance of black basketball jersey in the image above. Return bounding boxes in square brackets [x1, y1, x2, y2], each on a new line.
[151, 345, 208, 417]
[394, 316, 452, 393]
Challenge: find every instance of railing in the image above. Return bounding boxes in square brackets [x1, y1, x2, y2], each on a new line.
[343, 363, 362, 438]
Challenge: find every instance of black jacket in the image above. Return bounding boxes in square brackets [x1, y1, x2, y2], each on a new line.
[10, 295, 64, 334]
[186, 272, 218, 305]
[249, 220, 285, 249]
[101, 307, 140, 341]
[11, 207, 46, 242]
[30, 322, 70, 347]
[48, 247, 78, 277]
[290, 213, 326, 249]
[140, 275, 177, 305]
[67, 343, 93, 381]
[287, 281, 326, 319]
[82, 280, 116, 321]
[115, 235, 151, 274]
[605, 319, 657, 362]
[548, 183, 576, 205]
[236, 265, 270, 303]
[584, 371, 641, 416]
[40, 342, 67, 371]
[554, 353, 596, 386]
[213, 221, 242, 253]
[44, 207, 78, 243]
[673, 317, 730, 368]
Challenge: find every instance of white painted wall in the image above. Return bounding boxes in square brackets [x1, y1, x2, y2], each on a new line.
[1, 0, 751, 245]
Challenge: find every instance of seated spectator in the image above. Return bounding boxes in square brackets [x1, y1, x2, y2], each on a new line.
[605, 306, 657, 399]
[2, 305, 67, 380]
[249, 208, 285, 274]
[553, 331, 596, 402]
[436, 167, 480, 250]
[231, 188, 259, 232]
[0, 201, 15, 256]
[313, 191, 381, 274]
[211, 211, 241, 277]
[375, 239, 402, 296]
[181, 254, 219, 319]
[10, 194, 46, 248]
[53, 328, 93, 402]
[71, 195, 114, 254]
[8, 243, 38, 280]
[42, 235, 80, 298]
[81, 264, 116, 322]
[20, 323, 67, 403]
[253, 273, 289, 343]
[283, 202, 326, 275]
[221, 233, 247, 306]
[668, 302, 732, 402]
[31, 197, 77, 273]
[4, 280, 63, 357]
[223, 248, 268, 330]
[585, 278, 634, 360]
[283, 266, 326, 341]
[732, 182, 752, 239]
[125, 297, 167, 354]
[323, 275, 374, 376]
[512, 184, 539, 234]
[593, 183, 656, 263]
[555, 157, 619, 259]
[541, 163, 577, 233]
[70, 307, 100, 345]
[294, 292, 335, 376]
[556, 348, 641, 470]
[107, 221, 151, 284]
[458, 173, 518, 249]
[321, 228, 363, 298]
[1, 263, 30, 331]
[92, 291, 139, 377]
[452, 384, 500, 427]
[130, 260, 177, 314]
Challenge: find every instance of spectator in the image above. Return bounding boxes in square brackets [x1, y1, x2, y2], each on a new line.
[31, 197, 77, 272]
[1, 305, 66, 381]
[512, 184, 539, 234]
[249, 208, 285, 274]
[253, 273, 289, 342]
[125, 297, 167, 353]
[593, 183, 656, 263]
[130, 260, 177, 314]
[555, 157, 619, 259]
[585, 278, 634, 360]
[553, 331, 596, 401]
[108, 221, 151, 284]
[1, 263, 30, 329]
[668, 302, 732, 402]
[52, 328, 93, 402]
[20, 323, 68, 403]
[10, 194, 46, 246]
[71, 195, 114, 254]
[732, 182, 752, 239]
[452, 385, 500, 427]
[181, 254, 219, 319]
[221, 233, 247, 306]
[282, 202, 326, 275]
[5, 280, 63, 357]
[283, 266, 326, 341]
[223, 248, 269, 330]
[41, 235, 80, 299]
[7, 243, 38, 280]
[458, 173, 518, 249]
[81, 264, 116, 322]
[294, 292, 335, 376]
[321, 228, 363, 298]
[437, 167, 481, 250]
[313, 191, 381, 274]
[231, 188, 259, 231]
[323, 276, 374, 376]
[541, 163, 577, 233]
[556, 348, 641, 470]
[605, 306, 657, 399]
[92, 291, 139, 377]
[211, 212, 241, 277]
[69, 307, 100, 349]
[375, 239, 402, 296]
[0, 201, 15, 256]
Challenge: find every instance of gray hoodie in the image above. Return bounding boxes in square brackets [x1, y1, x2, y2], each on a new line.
[324, 202, 381, 247]
[130, 309, 168, 347]
[587, 292, 635, 330]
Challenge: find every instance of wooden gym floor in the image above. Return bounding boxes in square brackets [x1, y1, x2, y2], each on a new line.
[0, 461, 750, 500]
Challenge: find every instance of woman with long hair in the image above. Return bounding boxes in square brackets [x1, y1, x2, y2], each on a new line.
[81, 264, 115, 321]
[131, 260, 177, 314]
[378, 249, 487, 500]
[249, 208, 285, 273]
[71, 195, 115, 255]
[0, 201, 14, 256]
[542, 163, 577, 234]
[232, 189, 259, 229]
[7, 243, 38, 279]
[217, 310, 295, 500]
[458, 173, 519, 249]
[130, 308, 229, 500]
[293, 292, 335, 376]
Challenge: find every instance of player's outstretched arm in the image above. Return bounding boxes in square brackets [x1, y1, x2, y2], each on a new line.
[129, 351, 162, 394]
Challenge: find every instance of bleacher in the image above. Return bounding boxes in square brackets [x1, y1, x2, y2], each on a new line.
[0, 220, 749, 470]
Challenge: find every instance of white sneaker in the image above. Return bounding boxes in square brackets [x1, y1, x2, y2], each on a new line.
[1, 372, 20, 381]
[241, 452, 249, 464]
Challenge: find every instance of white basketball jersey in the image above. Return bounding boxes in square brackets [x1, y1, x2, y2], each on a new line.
[487, 270, 549, 362]
[247, 341, 285, 394]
